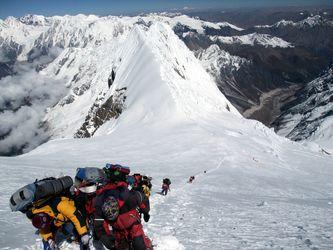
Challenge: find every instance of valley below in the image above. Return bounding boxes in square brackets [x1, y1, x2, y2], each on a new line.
[243, 84, 301, 126]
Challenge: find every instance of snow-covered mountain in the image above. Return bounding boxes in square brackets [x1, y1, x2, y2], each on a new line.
[44, 21, 238, 138]
[196, 44, 249, 72]
[251, 14, 333, 50]
[2, 12, 333, 153]
[256, 15, 333, 28]
[210, 33, 293, 48]
[0, 13, 332, 250]
[274, 67, 333, 151]
[0, 13, 241, 154]
[1, 13, 332, 155]
[0, 15, 49, 61]
[0, 13, 243, 63]
[185, 14, 333, 137]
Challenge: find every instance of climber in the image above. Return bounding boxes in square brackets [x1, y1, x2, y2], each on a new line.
[10, 176, 89, 250]
[161, 178, 171, 196]
[188, 176, 195, 183]
[93, 164, 152, 249]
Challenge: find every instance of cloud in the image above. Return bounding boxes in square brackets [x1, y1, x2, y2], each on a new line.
[170, 6, 194, 11]
[0, 57, 67, 155]
[0, 106, 48, 154]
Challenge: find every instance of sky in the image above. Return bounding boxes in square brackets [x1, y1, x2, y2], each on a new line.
[1, 0, 332, 19]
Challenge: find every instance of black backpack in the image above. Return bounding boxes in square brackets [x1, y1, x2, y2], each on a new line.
[10, 176, 73, 212]
[163, 178, 171, 185]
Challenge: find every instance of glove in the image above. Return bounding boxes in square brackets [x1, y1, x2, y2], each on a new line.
[81, 234, 90, 245]
[143, 213, 150, 222]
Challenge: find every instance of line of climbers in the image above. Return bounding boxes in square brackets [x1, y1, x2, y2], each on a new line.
[9, 164, 170, 250]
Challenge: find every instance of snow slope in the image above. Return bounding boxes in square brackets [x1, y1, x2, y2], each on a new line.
[0, 100, 332, 249]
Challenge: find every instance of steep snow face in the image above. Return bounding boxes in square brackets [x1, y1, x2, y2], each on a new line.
[275, 68, 333, 151]
[211, 33, 293, 48]
[142, 24, 240, 119]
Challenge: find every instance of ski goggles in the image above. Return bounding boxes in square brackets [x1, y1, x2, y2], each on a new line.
[78, 185, 97, 194]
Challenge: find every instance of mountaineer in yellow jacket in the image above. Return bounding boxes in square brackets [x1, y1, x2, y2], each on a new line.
[26, 196, 89, 249]
[142, 184, 151, 198]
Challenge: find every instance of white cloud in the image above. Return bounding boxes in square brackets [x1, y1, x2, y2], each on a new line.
[0, 106, 47, 154]
[0, 59, 67, 155]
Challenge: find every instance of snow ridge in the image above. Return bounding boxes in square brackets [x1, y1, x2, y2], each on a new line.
[216, 21, 244, 31]
[142, 14, 244, 34]
[144, 23, 240, 119]
[211, 32, 293, 48]
[41, 20, 239, 138]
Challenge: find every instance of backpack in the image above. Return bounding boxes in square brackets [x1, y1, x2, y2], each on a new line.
[142, 176, 152, 189]
[163, 178, 171, 185]
[133, 174, 142, 186]
[10, 176, 73, 212]
[104, 163, 130, 182]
